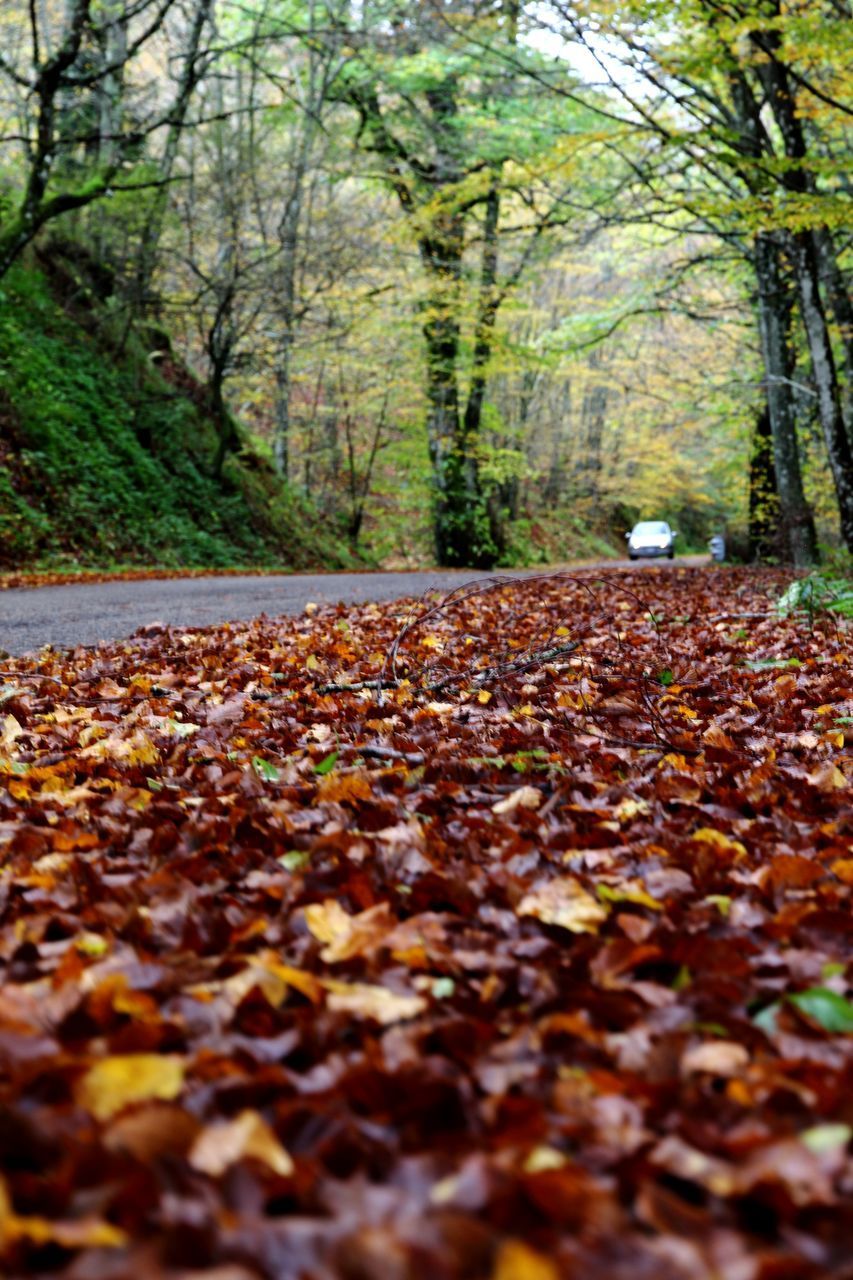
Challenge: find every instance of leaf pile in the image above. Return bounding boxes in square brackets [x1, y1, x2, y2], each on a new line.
[0, 568, 288, 593]
[0, 566, 851, 1279]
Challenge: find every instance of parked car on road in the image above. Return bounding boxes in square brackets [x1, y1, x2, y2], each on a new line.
[626, 520, 676, 560]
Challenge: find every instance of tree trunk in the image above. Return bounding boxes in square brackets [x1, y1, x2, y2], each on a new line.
[814, 227, 853, 443]
[463, 178, 505, 559]
[789, 231, 853, 551]
[421, 212, 492, 567]
[752, 232, 817, 565]
[273, 360, 291, 482]
[753, 32, 853, 550]
[748, 405, 780, 562]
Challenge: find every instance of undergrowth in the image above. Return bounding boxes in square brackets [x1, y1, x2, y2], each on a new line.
[0, 255, 360, 572]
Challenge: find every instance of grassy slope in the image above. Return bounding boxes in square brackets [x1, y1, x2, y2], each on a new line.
[0, 251, 359, 573]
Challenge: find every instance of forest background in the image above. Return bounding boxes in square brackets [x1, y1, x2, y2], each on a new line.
[0, 0, 850, 572]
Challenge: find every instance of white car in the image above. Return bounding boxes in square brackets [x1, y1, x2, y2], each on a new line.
[626, 520, 676, 560]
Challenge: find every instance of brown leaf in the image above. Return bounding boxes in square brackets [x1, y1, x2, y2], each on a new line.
[189, 1110, 294, 1178]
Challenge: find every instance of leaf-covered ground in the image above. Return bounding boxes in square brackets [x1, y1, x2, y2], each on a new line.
[0, 566, 851, 1280]
[0, 569, 296, 593]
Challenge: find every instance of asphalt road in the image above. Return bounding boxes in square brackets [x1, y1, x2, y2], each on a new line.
[0, 559, 706, 655]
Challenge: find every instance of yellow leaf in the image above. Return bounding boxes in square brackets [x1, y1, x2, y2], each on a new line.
[0, 1177, 127, 1251]
[258, 956, 325, 1003]
[517, 878, 609, 934]
[681, 1041, 749, 1077]
[523, 1145, 568, 1173]
[420, 634, 444, 650]
[315, 771, 372, 804]
[80, 730, 159, 766]
[1, 715, 22, 750]
[74, 931, 109, 957]
[305, 654, 321, 672]
[78, 723, 108, 748]
[324, 980, 426, 1024]
[599, 878, 663, 911]
[809, 762, 847, 791]
[702, 723, 736, 750]
[477, 689, 492, 704]
[615, 797, 650, 822]
[831, 859, 853, 884]
[691, 828, 748, 858]
[493, 786, 542, 815]
[189, 1110, 294, 1178]
[304, 900, 392, 963]
[492, 1239, 560, 1280]
[75, 1054, 186, 1121]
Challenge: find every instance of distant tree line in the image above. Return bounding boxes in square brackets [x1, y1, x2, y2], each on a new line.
[0, 0, 849, 566]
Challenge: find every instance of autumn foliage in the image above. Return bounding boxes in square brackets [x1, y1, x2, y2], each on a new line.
[0, 567, 851, 1278]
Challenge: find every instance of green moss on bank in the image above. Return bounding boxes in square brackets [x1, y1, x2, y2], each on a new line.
[0, 254, 359, 572]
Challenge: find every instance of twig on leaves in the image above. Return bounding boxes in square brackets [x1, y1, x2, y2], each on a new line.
[358, 744, 425, 765]
[707, 612, 774, 623]
[0, 670, 64, 685]
[427, 641, 581, 693]
[317, 679, 397, 694]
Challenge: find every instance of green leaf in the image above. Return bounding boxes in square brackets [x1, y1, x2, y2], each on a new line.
[278, 850, 309, 871]
[431, 977, 455, 998]
[164, 718, 199, 739]
[252, 756, 280, 782]
[788, 987, 853, 1032]
[753, 1001, 781, 1035]
[313, 749, 339, 776]
[672, 964, 692, 992]
[743, 657, 802, 671]
[658, 668, 675, 686]
[800, 1123, 852, 1154]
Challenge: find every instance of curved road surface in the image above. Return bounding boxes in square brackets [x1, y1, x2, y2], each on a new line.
[0, 559, 706, 655]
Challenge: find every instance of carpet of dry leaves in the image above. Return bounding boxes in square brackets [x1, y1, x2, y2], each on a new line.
[0, 569, 285, 592]
[0, 566, 851, 1280]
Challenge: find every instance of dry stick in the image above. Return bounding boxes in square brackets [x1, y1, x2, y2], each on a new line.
[707, 612, 775, 623]
[0, 671, 65, 686]
[427, 640, 582, 693]
[357, 744, 425, 765]
[316, 679, 397, 694]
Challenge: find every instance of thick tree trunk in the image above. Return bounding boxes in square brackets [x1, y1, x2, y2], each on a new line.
[753, 233, 817, 565]
[790, 232, 853, 551]
[748, 405, 780, 562]
[422, 215, 494, 568]
[753, 33, 853, 550]
[423, 289, 466, 565]
[463, 179, 505, 560]
[814, 227, 853, 443]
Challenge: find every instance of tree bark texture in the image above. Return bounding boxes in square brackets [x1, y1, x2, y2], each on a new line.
[752, 233, 817, 565]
